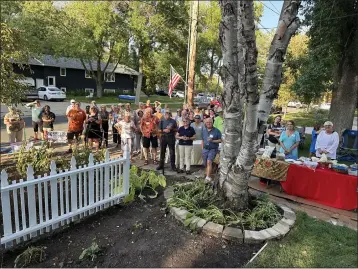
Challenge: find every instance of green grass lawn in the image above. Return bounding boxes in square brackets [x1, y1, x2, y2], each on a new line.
[248, 212, 358, 268]
[269, 109, 330, 126]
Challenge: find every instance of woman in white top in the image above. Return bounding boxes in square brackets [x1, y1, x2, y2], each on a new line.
[315, 121, 340, 159]
[115, 112, 136, 160]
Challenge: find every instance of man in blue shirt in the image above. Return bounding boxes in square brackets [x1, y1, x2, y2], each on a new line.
[157, 110, 178, 171]
[26, 100, 43, 140]
[202, 118, 222, 182]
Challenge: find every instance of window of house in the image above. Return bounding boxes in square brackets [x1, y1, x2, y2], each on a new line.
[60, 68, 66, 76]
[47, 76, 56, 86]
[85, 70, 91, 78]
[104, 89, 116, 93]
[85, 88, 94, 93]
[104, 72, 115, 82]
[60, 87, 66, 92]
[123, 89, 129, 94]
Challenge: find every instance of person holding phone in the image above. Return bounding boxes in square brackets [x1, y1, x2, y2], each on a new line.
[176, 118, 196, 174]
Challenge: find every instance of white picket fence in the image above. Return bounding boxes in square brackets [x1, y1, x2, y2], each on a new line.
[1, 150, 130, 248]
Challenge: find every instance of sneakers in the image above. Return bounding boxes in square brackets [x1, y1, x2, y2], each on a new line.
[204, 176, 212, 183]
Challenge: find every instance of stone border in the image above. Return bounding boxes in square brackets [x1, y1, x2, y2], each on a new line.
[164, 185, 296, 243]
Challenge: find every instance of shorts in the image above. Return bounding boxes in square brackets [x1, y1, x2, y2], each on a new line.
[43, 127, 53, 132]
[202, 148, 218, 167]
[142, 135, 158, 149]
[67, 130, 83, 140]
[32, 121, 43, 133]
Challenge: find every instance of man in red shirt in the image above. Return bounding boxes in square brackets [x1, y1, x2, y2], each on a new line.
[66, 102, 86, 153]
[140, 108, 159, 165]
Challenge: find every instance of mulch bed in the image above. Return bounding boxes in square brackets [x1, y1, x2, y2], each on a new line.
[0, 184, 262, 268]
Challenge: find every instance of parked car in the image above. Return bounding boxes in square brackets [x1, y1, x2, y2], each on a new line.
[156, 90, 168, 96]
[18, 77, 39, 101]
[37, 86, 66, 101]
[175, 91, 185, 98]
[320, 103, 331, 110]
[287, 101, 302, 108]
[194, 96, 211, 109]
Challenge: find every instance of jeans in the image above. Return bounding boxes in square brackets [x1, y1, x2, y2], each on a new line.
[159, 135, 175, 168]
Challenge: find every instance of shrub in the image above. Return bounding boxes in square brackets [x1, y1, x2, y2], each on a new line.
[168, 181, 282, 230]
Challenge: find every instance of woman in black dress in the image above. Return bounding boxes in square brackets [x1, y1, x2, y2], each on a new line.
[86, 106, 102, 151]
[100, 105, 109, 148]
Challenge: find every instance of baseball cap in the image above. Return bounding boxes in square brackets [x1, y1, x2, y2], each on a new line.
[70, 99, 76, 103]
[194, 115, 201, 119]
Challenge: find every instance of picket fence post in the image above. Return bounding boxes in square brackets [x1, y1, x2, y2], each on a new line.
[123, 145, 130, 196]
[26, 165, 37, 238]
[104, 150, 110, 208]
[88, 154, 95, 214]
[1, 170, 13, 247]
[70, 157, 78, 221]
[50, 161, 59, 229]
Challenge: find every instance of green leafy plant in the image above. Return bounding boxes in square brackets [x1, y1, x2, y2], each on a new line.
[243, 195, 282, 230]
[168, 181, 281, 230]
[16, 142, 53, 177]
[14, 246, 46, 268]
[123, 165, 166, 203]
[79, 241, 102, 262]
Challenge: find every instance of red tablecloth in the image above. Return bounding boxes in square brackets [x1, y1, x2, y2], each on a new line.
[281, 165, 358, 210]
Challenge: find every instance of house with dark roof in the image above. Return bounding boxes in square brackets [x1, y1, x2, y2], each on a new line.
[13, 55, 139, 95]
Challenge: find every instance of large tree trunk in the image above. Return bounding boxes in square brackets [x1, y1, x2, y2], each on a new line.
[96, 59, 104, 98]
[256, 0, 301, 143]
[329, 56, 358, 135]
[218, 0, 241, 197]
[219, 0, 258, 211]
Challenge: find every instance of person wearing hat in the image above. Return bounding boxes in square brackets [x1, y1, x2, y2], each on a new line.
[25, 100, 43, 140]
[66, 99, 76, 116]
[191, 114, 204, 140]
[213, 107, 224, 134]
[4, 106, 25, 143]
[315, 121, 339, 159]
[157, 110, 177, 171]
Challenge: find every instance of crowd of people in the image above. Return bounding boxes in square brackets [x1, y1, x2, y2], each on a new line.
[266, 115, 339, 160]
[3, 99, 340, 180]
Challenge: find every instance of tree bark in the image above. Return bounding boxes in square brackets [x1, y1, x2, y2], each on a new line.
[96, 59, 104, 98]
[218, 0, 241, 193]
[219, 0, 258, 211]
[187, 0, 199, 107]
[329, 56, 358, 135]
[256, 0, 301, 143]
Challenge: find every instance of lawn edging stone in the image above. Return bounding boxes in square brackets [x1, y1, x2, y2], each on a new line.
[165, 182, 296, 243]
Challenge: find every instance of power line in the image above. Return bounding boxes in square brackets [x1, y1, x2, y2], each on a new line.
[259, 1, 280, 16]
[269, 1, 280, 14]
[257, 21, 272, 34]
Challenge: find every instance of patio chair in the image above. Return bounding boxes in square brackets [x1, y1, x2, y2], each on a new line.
[337, 129, 358, 162]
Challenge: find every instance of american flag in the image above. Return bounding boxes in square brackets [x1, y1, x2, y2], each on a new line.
[168, 65, 182, 97]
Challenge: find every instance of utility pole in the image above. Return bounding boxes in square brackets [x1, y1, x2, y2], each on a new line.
[187, 0, 199, 107]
